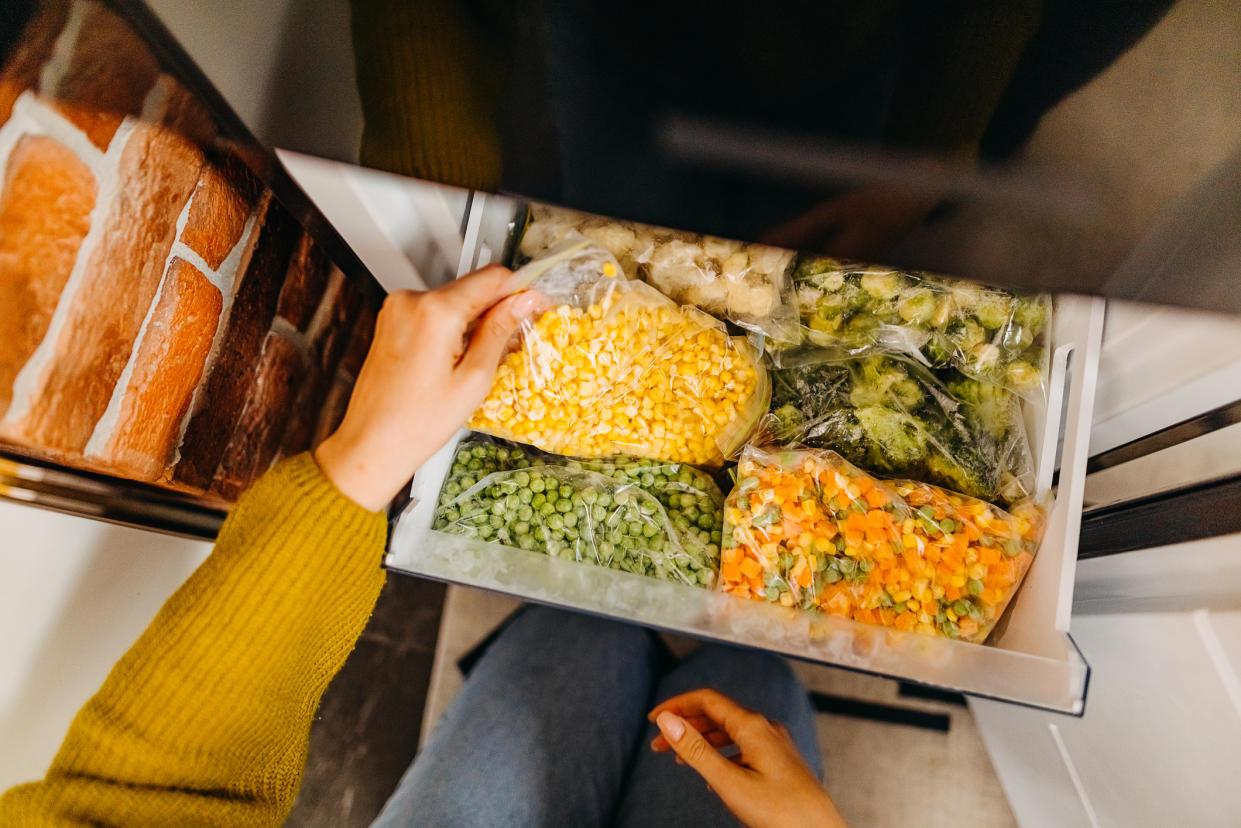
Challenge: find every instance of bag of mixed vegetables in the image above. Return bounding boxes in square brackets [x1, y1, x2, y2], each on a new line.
[767, 354, 1035, 507]
[433, 440, 724, 586]
[718, 446, 1043, 643]
[784, 257, 1053, 400]
[471, 239, 769, 466]
[517, 202, 799, 343]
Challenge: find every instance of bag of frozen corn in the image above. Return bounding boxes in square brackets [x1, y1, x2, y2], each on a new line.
[433, 439, 724, 586]
[783, 257, 1053, 401]
[516, 202, 800, 344]
[470, 239, 769, 466]
[718, 446, 1043, 643]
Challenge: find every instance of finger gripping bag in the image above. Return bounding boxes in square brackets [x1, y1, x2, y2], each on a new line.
[767, 354, 1035, 507]
[470, 239, 770, 466]
[516, 202, 801, 344]
[433, 440, 725, 586]
[785, 257, 1053, 401]
[718, 446, 1043, 643]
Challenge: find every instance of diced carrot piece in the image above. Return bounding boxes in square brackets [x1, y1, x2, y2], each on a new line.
[855, 475, 874, 494]
[796, 565, 812, 588]
[944, 585, 962, 602]
[866, 509, 889, 527]
[846, 512, 869, 532]
[854, 608, 878, 625]
[739, 558, 763, 579]
[864, 488, 888, 508]
[979, 546, 1001, 565]
[894, 612, 916, 631]
[865, 525, 888, 545]
[721, 562, 742, 582]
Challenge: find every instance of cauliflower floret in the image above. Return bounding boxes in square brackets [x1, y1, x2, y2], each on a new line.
[720, 251, 751, 281]
[747, 245, 794, 276]
[702, 236, 742, 262]
[583, 224, 637, 261]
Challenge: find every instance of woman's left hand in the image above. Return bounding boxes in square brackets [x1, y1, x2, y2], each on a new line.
[314, 265, 543, 511]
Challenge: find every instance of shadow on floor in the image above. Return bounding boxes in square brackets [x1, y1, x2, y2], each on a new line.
[285, 574, 446, 827]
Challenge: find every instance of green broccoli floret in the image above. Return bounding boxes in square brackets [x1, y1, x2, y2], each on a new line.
[973, 293, 1014, 330]
[860, 270, 906, 301]
[897, 287, 937, 324]
[1005, 361, 1042, 396]
[924, 449, 992, 501]
[946, 374, 1015, 439]
[855, 406, 928, 469]
[1014, 295, 1050, 333]
[950, 318, 988, 352]
[1000, 321, 1034, 353]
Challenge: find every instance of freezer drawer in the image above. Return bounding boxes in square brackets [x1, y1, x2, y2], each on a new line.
[386, 196, 1105, 714]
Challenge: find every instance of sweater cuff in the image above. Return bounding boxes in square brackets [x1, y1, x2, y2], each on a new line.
[223, 452, 390, 570]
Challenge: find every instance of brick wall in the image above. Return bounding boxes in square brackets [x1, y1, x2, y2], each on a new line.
[0, 0, 376, 504]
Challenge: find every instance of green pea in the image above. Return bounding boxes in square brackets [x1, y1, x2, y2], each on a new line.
[1004, 539, 1021, 557]
[643, 523, 659, 539]
[696, 513, 715, 530]
[547, 513, 564, 530]
[564, 512, 578, 528]
[764, 586, 780, 602]
[539, 502, 555, 517]
[513, 470, 530, 487]
[459, 476, 476, 489]
[559, 484, 574, 499]
[556, 500, 572, 514]
[582, 488, 599, 505]
[564, 526, 579, 541]
[518, 488, 533, 504]
[941, 518, 957, 534]
[513, 520, 530, 536]
[952, 599, 971, 616]
[531, 478, 546, 493]
[967, 578, 983, 596]
[824, 568, 842, 584]
[918, 506, 935, 521]
[859, 558, 875, 573]
[488, 514, 503, 529]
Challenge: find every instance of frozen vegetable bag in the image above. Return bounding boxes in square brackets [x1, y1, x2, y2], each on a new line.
[433, 439, 724, 586]
[516, 203, 800, 344]
[785, 258, 1053, 400]
[470, 239, 769, 465]
[719, 446, 1043, 643]
[768, 355, 1035, 507]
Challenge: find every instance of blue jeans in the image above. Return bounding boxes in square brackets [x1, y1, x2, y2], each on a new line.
[372, 606, 821, 827]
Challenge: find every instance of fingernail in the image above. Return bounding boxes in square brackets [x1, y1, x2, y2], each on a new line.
[656, 711, 684, 742]
[511, 290, 545, 317]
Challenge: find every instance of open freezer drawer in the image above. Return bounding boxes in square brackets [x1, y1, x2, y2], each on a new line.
[386, 195, 1105, 715]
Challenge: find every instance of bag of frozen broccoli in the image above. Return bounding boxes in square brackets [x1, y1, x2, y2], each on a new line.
[782, 257, 1052, 400]
[471, 239, 769, 466]
[516, 202, 800, 344]
[765, 354, 1035, 508]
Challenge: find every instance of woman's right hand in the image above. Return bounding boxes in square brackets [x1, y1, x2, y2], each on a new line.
[649, 689, 847, 828]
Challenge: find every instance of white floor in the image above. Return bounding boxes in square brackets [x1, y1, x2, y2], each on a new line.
[421, 585, 1017, 828]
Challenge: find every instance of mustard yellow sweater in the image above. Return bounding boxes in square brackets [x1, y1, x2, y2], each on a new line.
[0, 454, 389, 827]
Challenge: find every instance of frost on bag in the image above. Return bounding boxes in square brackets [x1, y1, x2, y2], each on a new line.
[768, 355, 1034, 507]
[784, 257, 1053, 400]
[433, 440, 724, 586]
[516, 202, 799, 343]
[470, 239, 769, 466]
[718, 446, 1043, 643]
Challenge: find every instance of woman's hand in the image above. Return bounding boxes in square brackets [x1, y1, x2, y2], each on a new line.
[650, 689, 847, 828]
[314, 265, 543, 511]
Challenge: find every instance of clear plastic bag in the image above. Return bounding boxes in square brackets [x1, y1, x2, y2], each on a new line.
[471, 240, 769, 466]
[719, 446, 1043, 643]
[784, 257, 1053, 400]
[767, 355, 1034, 507]
[433, 440, 723, 586]
[516, 202, 799, 343]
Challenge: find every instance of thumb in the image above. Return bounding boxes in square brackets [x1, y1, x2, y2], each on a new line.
[656, 711, 746, 790]
[457, 291, 544, 378]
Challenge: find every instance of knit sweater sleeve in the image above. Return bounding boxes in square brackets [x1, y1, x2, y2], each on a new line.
[0, 453, 389, 828]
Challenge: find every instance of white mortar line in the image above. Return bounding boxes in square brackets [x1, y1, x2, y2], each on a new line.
[84, 188, 198, 457]
[166, 196, 267, 468]
[166, 241, 222, 290]
[37, 0, 87, 96]
[2, 114, 138, 428]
